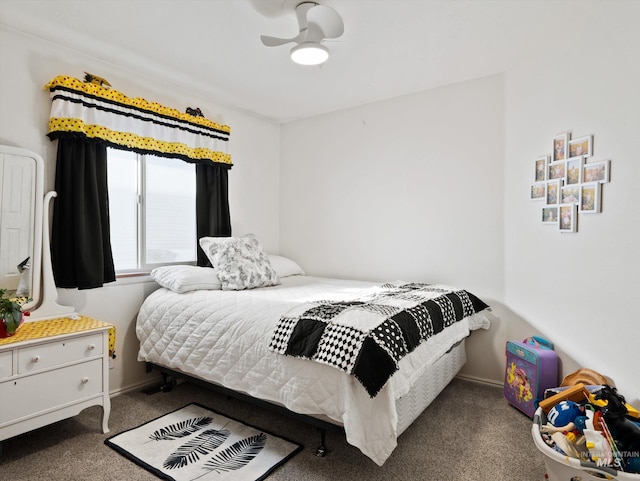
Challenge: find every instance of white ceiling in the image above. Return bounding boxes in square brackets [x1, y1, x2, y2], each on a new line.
[1, 0, 585, 123]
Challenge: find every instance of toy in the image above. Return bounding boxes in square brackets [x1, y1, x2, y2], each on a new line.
[548, 401, 583, 427]
[539, 382, 591, 413]
[588, 386, 640, 419]
[573, 415, 588, 433]
[83, 72, 111, 88]
[560, 367, 609, 387]
[596, 385, 640, 449]
[186, 107, 204, 117]
[595, 385, 640, 473]
[551, 431, 588, 459]
[541, 402, 590, 460]
[584, 427, 614, 466]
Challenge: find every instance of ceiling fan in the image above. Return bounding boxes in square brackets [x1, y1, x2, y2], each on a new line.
[260, 2, 344, 65]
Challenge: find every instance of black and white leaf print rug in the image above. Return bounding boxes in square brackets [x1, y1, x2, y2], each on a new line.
[105, 403, 302, 481]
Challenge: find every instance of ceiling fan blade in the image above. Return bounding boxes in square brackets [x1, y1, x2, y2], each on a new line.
[260, 33, 301, 47]
[261, 2, 314, 48]
[307, 5, 344, 39]
[302, 23, 325, 44]
[295, 2, 315, 32]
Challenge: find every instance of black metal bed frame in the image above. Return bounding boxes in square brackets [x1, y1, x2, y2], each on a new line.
[145, 362, 342, 457]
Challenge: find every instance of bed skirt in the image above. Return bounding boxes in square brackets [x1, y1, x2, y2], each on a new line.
[396, 339, 466, 435]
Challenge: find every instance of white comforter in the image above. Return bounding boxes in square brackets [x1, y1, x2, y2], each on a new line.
[136, 276, 490, 465]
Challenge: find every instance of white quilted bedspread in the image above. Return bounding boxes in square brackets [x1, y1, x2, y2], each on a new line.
[136, 276, 490, 466]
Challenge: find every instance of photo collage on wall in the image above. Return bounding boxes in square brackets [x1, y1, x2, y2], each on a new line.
[530, 131, 610, 233]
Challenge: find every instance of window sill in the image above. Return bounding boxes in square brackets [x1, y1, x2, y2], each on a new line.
[112, 272, 154, 286]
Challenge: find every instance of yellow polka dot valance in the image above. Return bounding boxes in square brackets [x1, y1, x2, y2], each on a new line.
[44, 75, 232, 166]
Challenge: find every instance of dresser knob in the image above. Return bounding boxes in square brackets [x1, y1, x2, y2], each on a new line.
[81, 377, 89, 384]
[88, 344, 96, 350]
[31, 355, 40, 363]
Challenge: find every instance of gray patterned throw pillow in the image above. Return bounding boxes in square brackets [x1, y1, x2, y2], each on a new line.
[199, 234, 280, 290]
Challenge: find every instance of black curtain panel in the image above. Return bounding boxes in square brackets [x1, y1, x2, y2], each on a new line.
[51, 138, 116, 289]
[196, 163, 231, 266]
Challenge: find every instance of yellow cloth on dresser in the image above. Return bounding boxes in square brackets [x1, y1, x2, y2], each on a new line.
[0, 316, 116, 358]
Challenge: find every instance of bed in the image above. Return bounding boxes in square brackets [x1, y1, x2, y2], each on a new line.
[136, 241, 491, 466]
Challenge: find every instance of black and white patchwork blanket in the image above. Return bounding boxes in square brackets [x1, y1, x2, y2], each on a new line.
[269, 282, 490, 397]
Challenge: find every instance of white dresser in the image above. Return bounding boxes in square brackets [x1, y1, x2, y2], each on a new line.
[0, 317, 112, 446]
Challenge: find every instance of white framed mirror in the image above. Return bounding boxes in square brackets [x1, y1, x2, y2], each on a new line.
[0, 144, 44, 312]
[0, 144, 75, 321]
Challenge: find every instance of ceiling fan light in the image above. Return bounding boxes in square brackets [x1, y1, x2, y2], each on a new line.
[290, 43, 329, 66]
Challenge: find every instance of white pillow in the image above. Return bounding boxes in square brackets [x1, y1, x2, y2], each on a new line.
[150, 265, 221, 293]
[267, 255, 305, 278]
[199, 234, 279, 290]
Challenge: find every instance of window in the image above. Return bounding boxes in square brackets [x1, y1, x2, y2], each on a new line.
[107, 148, 196, 273]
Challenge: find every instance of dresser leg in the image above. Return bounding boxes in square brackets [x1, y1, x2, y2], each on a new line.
[102, 397, 111, 433]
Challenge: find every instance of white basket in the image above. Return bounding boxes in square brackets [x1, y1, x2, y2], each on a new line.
[532, 408, 640, 481]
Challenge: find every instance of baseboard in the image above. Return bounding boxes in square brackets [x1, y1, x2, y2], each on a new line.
[108, 378, 160, 398]
[455, 373, 503, 388]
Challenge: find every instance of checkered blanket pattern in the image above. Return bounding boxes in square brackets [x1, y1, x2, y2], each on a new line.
[269, 282, 489, 397]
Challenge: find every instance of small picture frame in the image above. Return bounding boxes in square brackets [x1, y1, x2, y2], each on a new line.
[553, 132, 570, 162]
[568, 135, 593, 158]
[583, 159, 610, 183]
[546, 179, 562, 205]
[535, 156, 549, 182]
[561, 185, 580, 204]
[530, 182, 546, 200]
[565, 156, 583, 185]
[542, 206, 559, 224]
[559, 204, 577, 233]
[580, 182, 602, 213]
[548, 161, 566, 181]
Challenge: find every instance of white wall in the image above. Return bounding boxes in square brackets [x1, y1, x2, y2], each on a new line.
[280, 74, 514, 383]
[503, 9, 640, 403]
[281, 75, 505, 287]
[0, 27, 281, 393]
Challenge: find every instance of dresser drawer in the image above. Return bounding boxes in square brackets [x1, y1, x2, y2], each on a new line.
[0, 351, 13, 380]
[17, 333, 103, 374]
[0, 358, 103, 424]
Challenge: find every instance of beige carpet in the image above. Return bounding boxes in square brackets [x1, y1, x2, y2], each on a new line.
[0, 378, 545, 481]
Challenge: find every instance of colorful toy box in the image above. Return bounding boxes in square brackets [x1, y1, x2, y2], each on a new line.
[504, 336, 558, 418]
